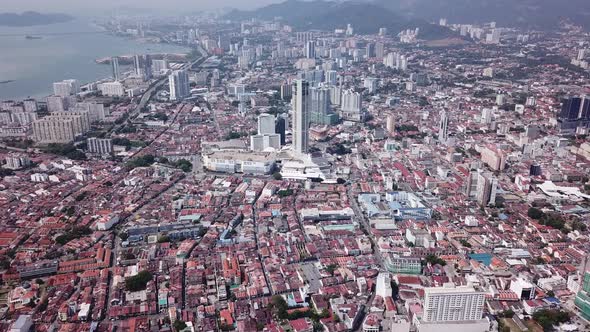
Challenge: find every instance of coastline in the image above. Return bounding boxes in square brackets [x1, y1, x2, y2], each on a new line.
[95, 53, 189, 65]
[0, 19, 191, 101]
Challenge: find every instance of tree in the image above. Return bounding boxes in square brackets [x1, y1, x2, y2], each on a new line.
[270, 295, 289, 319]
[532, 309, 570, 331]
[277, 189, 293, 197]
[313, 321, 325, 331]
[528, 207, 544, 220]
[158, 235, 171, 243]
[42, 143, 87, 160]
[325, 264, 338, 276]
[126, 154, 155, 169]
[424, 254, 446, 266]
[499, 309, 515, 318]
[55, 225, 92, 245]
[75, 192, 88, 202]
[326, 143, 352, 155]
[0, 257, 10, 270]
[174, 159, 193, 173]
[224, 131, 247, 140]
[0, 168, 15, 178]
[272, 172, 282, 180]
[125, 270, 153, 292]
[460, 239, 472, 248]
[173, 320, 187, 331]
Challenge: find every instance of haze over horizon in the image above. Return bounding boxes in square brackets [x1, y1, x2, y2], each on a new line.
[1, 0, 286, 15]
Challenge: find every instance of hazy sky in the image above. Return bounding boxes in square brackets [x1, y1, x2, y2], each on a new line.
[2, 0, 285, 14]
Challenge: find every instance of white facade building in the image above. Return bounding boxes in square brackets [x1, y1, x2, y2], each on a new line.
[99, 81, 125, 97]
[509, 278, 536, 300]
[87, 137, 113, 155]
[53, 79, 80, 97]
[423, 284, 485, 322]
[202, 151, 276, 174]
[376, 272, 393, 298]
[250, 134, 281, 152]
[257, 114, 276, 135]
[341, 89, 364, 121]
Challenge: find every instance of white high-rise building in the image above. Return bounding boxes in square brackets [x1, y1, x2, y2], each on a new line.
[364, 77, 378, 94]
[152, 59, 168, 75]
[376, 273, 393, 298]
[133, 55, 142, 77]
[398, 55, 408, 71]
[341, 90, 362, 112]
[325, 70, 338, 86]
[311, 87, 330, 116]
[87, 137, 113, 155]
[99, 82, 125, 97]
[46, 95, 68, 112]
[375, 42, 385, 59]
[386, 115, 395, 134]
[476, 171, 498, 206]
[32, 112, 89, 144]
[250, 134, 281, 152]
[111, 57, 120, 81]
[53, 79, 80, 97]
[486, 29, 501, 44]
[341, 89, 364, 121]
[346, 24, 354, 36]
[384, 53, 396, 68]
[73, 102, 107, 123]
[258, 114, 276, 135]
[292, 80, 310, 155]
[480, 108, 493, 124]
[439, 110, 449, 142]
[423, 284, 485, 322]
[329, 86, 342, 106]
[23, 99, 38, 113]
[169, 70, 190, 101]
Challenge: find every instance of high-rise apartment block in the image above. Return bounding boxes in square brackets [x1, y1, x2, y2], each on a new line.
[87, 137, 113, 155]
[423, 285, 485, 323]
[53, 79, 80, 97]
[32, 112, 90, 144]
[169, 70, 190, 101]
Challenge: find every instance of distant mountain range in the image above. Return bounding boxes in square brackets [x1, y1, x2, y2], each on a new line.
[371, 0, 590, 30]
[225, 0, 456, 40]
[227, 0, 590, 33]
[0, 11, 74, 27]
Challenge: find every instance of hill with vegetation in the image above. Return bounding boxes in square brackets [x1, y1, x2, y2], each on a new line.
[375, 0, 590, 30]
[225, 0, 456, 40]
[0, 11, 73, 27]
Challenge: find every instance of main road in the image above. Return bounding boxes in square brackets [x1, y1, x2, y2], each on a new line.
[105, 44, 211, 326]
